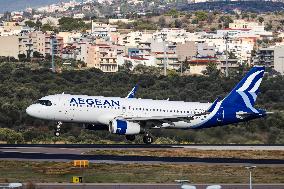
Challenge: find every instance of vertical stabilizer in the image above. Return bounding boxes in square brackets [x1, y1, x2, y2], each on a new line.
[222, 66, 265, 113]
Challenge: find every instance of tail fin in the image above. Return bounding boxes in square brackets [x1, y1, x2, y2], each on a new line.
[222, 66, 265, 113]
[126, 85, 138, 99]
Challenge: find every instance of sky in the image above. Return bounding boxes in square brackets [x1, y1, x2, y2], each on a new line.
[0, 0, 71, 13]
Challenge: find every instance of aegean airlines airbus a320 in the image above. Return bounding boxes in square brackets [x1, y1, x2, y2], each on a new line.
[26, 66, 269, 144]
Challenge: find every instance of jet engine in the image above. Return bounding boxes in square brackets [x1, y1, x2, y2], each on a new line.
[109, 119, 141, 135]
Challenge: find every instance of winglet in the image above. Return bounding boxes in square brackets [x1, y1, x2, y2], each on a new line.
[207, 97, 220, 112]
[126, 85, 138, 98]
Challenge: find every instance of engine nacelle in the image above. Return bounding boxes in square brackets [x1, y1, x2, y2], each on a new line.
[109, 119, 141, 135]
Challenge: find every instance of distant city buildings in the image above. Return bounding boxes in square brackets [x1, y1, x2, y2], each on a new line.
[0, 13, 283, 75]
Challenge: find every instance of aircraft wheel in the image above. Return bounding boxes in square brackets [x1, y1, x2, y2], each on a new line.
[143, 135, 153, 144]
[126, 135, 136, 141]
[54, 131, 60, 137]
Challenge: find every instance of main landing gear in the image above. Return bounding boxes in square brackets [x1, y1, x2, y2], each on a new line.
[125, 133, 154, 144]
[54, 121, 62, 137]
[143, 134, 153, 144]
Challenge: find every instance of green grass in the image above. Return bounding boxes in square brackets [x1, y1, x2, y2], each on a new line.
[85, 149, 284, 159]
[0, 161, 283, 184]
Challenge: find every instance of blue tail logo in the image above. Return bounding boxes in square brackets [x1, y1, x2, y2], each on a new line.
[222, 66, 265, 113]
[127, 85, 138, 99]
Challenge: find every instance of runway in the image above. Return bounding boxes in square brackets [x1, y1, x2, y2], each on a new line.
[1, 144, 284, 150]
[0, 144, 283, 165]
[3, 183, 282, 189]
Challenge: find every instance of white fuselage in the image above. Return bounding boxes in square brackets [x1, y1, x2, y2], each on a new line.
[26, 94, 212, 129]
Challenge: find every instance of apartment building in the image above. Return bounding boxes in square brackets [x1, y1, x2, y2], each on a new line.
[176, 41, 196, 61]
[274, 46, 284, 74]
[44, 33, 64, 56]
[86, 44, 118, 72]
[254, 45, 284, 74]
[224, 19, 272, 37]
[187, 59, 218, 75]
[0, 32, 64, 59]
[30, 32, 46, 55]
[117, 54, 156, 68]
[0, 22, 24, 36]
[152, 28, 188, 43]
[0, 33, 33, 58]
[91, 22, 117, 38]
[121, 31, 152, 47]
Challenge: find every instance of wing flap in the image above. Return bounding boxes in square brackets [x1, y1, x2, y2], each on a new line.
[124, 112, 208, 124]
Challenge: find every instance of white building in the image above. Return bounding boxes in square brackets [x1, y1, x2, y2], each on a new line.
[273, 45, 284, 75]
[117, 54, 156, 68]
[91, 22, 117, 38]
[73, 13, 85, 19]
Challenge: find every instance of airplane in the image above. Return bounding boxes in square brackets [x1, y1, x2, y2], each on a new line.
[26, 66, 268, 144]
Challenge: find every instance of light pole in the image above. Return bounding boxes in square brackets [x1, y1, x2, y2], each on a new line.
[245, 165, 256, 189]
[51, 34, 56, 73]
[161, 33, 167, 76]
[224, 33, 229, 77]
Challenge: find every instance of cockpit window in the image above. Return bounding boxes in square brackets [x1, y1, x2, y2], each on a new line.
[37, 100, 52, 106]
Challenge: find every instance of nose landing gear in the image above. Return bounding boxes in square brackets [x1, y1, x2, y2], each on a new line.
[54, 121, 62, 137]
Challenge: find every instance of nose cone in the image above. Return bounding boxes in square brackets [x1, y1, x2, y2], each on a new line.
[26, 105, 39, 118]
[26, 105, 34, 117]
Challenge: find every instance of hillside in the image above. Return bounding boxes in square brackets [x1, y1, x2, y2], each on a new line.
[178, 1, 284, 13]
[0, 62, 283, 144]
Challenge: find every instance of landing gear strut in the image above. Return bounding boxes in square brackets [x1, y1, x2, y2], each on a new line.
[54, 121, 62, 137]
[143, 134, 153, 144]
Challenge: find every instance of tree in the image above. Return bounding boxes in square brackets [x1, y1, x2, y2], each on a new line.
[202, 62, 220, 77]
[167, 9, 179, 18]
[158, 17, 166, 28]
[191, 19, 198, 25]
[58, 17, 88, 31]
[41, 24, 53, 32]
[122, 60, 133, 71]
[258, 17, 264, 24]
[218, 16, 233, 28]
[25, 20, 36, 28]
[35, 20, 42, 30]
[265, 23, 273, 31]
[195, 11, 208, 21]
[18, 54, 26, 62]
[174, 19, 182, 28]
[33, 51, 44, 58]
[251, 13, 257, 19]
[207, 13, 214, 24]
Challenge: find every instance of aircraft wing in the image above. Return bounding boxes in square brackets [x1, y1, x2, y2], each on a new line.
[124, 112, 209, 125]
